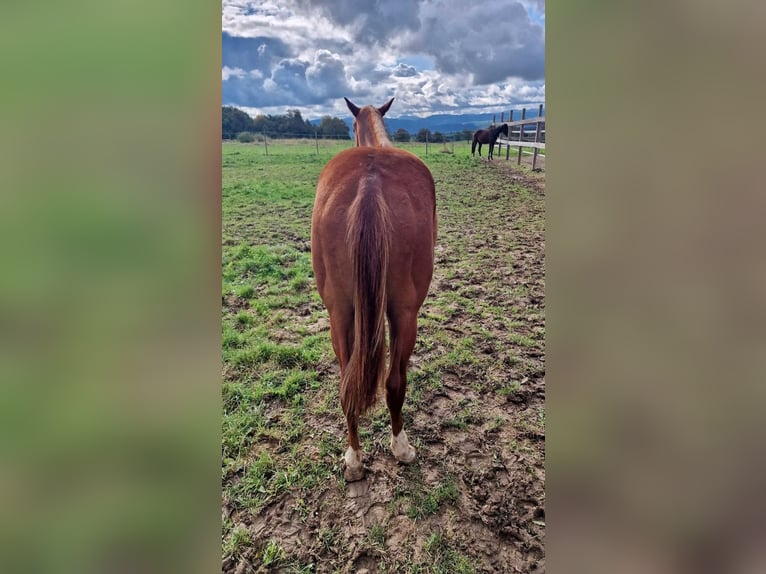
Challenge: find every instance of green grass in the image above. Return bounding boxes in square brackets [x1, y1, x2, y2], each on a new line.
[261, 539, 286, 567]
[423, 532, 476, 574]
[387, 468, 460, 521]
[221, 139, 545, 571]
[222, 524, 251, 559]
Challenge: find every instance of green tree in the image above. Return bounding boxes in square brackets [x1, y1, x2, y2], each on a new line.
[431, 131, 445, 143]
[318, 116, 351, 139]
[415, 128, 432, 143]
[282, 109, 313, 138]
[393, 128, 410, 142]
[222, 106, 255, 139]
[252, 114, 276, 136]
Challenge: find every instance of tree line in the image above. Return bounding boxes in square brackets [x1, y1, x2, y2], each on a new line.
[222, 106, 479, 143]
[222, 106, 350, 140]
[391, 128, 475, 143]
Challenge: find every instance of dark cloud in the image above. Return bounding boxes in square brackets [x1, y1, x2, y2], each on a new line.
[392, 63, 418, 77]
[223, 49, 353, 109]
[407, 2, 545, 83]
[295, 0, 421, 45]
[270, 58, 309, 94]
[306, 50, 350, 98]
[290, 0, 544, 83]
[221, 32, 291, 72]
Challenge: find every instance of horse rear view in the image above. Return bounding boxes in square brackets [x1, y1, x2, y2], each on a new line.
[311, 97, 437, 481]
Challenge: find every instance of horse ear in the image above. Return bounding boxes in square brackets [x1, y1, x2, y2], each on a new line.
[344, 97, 360, 117]
[378, 97, 395, 117]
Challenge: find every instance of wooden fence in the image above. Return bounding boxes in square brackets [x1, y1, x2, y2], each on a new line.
[492, 104, 545, 170]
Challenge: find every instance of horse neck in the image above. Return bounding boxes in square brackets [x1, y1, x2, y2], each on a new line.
[355, 108, 392, 147]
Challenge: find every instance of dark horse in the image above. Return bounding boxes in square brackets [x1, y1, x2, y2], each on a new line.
[471, 123, 509, 160]
[311, 97, 437, 481]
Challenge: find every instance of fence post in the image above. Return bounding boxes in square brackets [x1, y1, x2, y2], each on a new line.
[517, 108, 526, 165]
[506, 110, 513, 160]
[315, 130, 319, 154]
[263, 134, 268, 156]
[425, 131, 429, 155]
[532, 104, 543, 170]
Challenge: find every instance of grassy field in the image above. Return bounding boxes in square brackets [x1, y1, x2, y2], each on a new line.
[222, 140, 545, 573]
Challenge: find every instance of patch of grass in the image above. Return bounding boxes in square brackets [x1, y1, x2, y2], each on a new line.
[367, 523, 386, 551]
[319, 526, 340, 556]
[262, 539, 286, 567]
[317, 431, 343, 459]
[231, 341, 321, 370]
[223, 524, 251, 559]
[498, 381, 521, 397]
[292, 497, 311, 522]
[441, 405, 484, 430]
[235, 311, 255, 326]
[222, 325, 244, 349]
[222, 404, 265, 459]
[508, 331, 537, 348]
[405, 476, 459, 520]
[423, 532, 475, 574]
[237, 284, 255, 299]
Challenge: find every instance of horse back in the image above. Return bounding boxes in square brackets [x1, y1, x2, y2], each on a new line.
[314, 147, 435, 234]
[312, 147, 436, 297]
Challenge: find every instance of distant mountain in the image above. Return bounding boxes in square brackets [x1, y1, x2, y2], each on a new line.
[310, 107, 544, 137]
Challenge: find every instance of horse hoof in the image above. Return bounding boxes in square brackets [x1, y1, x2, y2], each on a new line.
[395, 446, 417, 465]
[391, 430, 417, 464]
[343, 464, 365, 482]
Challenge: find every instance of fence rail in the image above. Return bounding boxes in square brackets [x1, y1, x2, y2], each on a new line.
[494, 103, 546, 170]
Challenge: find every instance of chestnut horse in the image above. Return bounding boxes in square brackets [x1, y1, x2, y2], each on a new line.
[311, 97, 437, 481]
[471, 123, 509, 160]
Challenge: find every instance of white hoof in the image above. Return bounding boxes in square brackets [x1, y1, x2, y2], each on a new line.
[343, 446, 365, 481]
[391, 430, 417, 464]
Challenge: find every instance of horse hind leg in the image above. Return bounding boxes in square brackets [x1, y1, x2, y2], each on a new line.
[329, 307, 365, 481]
[385, 308, 418, 464]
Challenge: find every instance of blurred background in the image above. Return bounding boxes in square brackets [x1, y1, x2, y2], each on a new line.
[1, 1, 765, 573]
[548, 1, 766, 572]
[0, 2, 221, 573]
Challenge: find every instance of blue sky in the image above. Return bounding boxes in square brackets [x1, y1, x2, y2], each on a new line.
[222, 0, 545, 119]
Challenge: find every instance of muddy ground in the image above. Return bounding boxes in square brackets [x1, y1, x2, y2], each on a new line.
[222, 146, 545, 573]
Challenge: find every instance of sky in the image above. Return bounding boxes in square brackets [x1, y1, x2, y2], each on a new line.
[222, 0, 545, 120]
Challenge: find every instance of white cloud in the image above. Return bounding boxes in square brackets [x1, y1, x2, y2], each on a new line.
[222, 0, 546, 116]
[222, 66, 246, 81]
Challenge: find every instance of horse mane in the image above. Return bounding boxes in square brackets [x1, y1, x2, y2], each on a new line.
[492, 123, 509, 138]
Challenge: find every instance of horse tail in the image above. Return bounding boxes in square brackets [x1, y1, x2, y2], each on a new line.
[341, 179, 390, 421]
[471, 133, 477, 156]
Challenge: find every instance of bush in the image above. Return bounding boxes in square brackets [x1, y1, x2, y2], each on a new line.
[237, 131, 255, 143]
